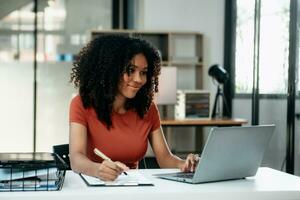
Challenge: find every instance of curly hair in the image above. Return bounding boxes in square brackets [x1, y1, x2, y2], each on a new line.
[70, 34, 161, 129]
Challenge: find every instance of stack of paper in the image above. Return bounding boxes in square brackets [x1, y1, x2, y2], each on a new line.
[0, 167, 59, 191]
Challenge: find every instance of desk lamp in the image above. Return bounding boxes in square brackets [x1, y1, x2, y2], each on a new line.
[155, 66, 177, 119]
[208, 64, 229, 118]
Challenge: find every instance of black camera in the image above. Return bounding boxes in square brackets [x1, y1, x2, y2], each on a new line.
[208, 64, 229, 84]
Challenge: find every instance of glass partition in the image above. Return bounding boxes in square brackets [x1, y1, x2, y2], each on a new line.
[0, 1, 35, 152]
[0, 0, 112, 152]
[36, 0, 112, 152]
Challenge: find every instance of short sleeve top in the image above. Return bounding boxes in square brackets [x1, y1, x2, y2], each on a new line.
[69, 95, 161, 169]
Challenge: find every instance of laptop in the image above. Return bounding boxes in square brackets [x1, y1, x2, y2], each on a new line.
[156, 125, 275, 184]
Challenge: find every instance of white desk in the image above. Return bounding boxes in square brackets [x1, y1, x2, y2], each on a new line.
[1, 167, 300, 200]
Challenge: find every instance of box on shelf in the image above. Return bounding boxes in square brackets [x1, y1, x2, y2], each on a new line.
[175, 90, 210, 120]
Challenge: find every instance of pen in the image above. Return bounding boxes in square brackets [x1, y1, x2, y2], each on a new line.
[93, 148, 128, 175]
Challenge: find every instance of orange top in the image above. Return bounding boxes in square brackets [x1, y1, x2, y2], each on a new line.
[69, 95, 161, 169]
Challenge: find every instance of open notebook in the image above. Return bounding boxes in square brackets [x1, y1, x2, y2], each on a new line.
[80, 170, 153, 186]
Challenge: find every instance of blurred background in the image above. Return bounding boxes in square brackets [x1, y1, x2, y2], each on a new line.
[0, 0, 300, 176]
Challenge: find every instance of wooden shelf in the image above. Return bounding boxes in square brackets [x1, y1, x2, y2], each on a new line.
[161, 118, 248, 126]
[91, 30, 203, 89]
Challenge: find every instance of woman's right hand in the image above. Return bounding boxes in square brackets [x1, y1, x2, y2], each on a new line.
[95, 160, 129, 181]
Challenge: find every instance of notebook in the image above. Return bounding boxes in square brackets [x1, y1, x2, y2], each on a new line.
[156, 125, 275, 184]
[80, 170, 153, 186]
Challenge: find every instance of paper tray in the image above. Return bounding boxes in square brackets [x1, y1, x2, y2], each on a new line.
[0, 152, 67, 192]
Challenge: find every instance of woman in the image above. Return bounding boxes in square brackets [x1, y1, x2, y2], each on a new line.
[69, 34, 199, 181]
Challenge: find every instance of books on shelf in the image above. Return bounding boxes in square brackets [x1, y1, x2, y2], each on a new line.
[175, 90, 211, 119]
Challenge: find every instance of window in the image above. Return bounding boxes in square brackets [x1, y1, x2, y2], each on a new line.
[235, 0, 290, 95]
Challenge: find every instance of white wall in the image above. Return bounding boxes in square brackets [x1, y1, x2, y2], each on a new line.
[139, 0, 225, 153]
[141, 0, 225, 92]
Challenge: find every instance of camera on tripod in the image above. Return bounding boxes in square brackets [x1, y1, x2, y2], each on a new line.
[208, 64, 229, 118]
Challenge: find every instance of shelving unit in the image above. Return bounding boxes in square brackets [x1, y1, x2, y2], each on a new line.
[91, 30, 204, 90]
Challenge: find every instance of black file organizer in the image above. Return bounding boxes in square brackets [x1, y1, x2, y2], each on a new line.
[0, 152, 68, 192]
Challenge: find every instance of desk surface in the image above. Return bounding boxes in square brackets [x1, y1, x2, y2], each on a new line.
[2, 168, 300, 200]
[161, 118, 248, 126]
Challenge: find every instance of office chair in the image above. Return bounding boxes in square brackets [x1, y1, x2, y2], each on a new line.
[138, 157, 160, 169]
[53, 144, 71, 170]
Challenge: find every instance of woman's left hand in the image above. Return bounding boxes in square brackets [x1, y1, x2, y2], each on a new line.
[180, 153, 200, 172]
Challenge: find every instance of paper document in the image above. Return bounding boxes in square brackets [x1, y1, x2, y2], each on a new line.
[0, 178, 58, 191]
[80, 170, 153, 186]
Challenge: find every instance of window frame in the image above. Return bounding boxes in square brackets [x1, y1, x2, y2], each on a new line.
[226, 0, 293, 99]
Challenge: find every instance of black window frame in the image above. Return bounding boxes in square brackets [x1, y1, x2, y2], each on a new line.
[224, 0, 299, 174]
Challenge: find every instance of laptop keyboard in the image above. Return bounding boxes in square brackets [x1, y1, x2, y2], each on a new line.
[173, 172, 194, 178]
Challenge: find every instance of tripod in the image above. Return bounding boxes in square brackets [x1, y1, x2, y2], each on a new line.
[211, 85, 230, 118]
